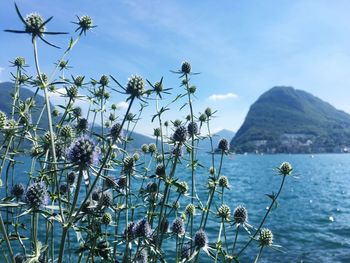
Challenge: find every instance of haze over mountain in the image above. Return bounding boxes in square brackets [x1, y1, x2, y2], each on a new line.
[231, 86, 350, 153]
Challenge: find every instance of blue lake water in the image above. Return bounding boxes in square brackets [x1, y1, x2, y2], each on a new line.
[3, 153, 350, 262]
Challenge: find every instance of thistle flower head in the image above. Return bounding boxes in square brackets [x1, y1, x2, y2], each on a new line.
[173, 119, 182, 127]
[199, 113, 207, 122]
[146, 182, 158, 193]
[233, 205, 248, 224]
[153, 127, 161, 137]
[218, 138, 229, 152]
[194, 229, 208, 248]
[100, 192, 113, 207]
[11, 183, 25, 199]
[188, 85, 196, 94]
[58, 60, 68, 70]
[92, 190, 100, 201]
[110, 122, 122, 140]
[185, 203, 196, 216]
[76, 118, 88, 132]
[124, 221, 135, 239]
[154, 81, 163, 94]
[67, 85, 78, 99]
[218, 204, 231, 220]
[172, 218, 185, 236]
[133, 152, 140, 162]
[141, 144, 149, 153]
[133, 218, 151, 238]
[25, 181, 49, 208]
[187, 121, 198, 136]
[67, 135, 98, 169]
[59, 183, 68, 195]
[117, 176, 127, 188]
[101, 212, 112, 225]
[13, 57, 26, 68]
[73, 107, 82, 118]
[155, 164, 166, 177]
[25, 13, 45, 36]
[0, 111, 7, 129]
[73, 75, 84, 87]
[259, 228, 273, 246]
[123, 156, 135, 173]
[126, 75, 144, 98]
[181, 61, 191, 74]
[148, 143, 157, 153]
[76, 15, 94, 35]
[14, 254, 26, 263]
[177, 181, 188, 194]
[173, 125, 187, 143]
[181, 244, 191, 260]
[218, 176, 229, 188]
[278, 162, 293, 176]
[99, 74, 109, 86]
[60, 125, 73, 139]
[205, 107, 212, 117]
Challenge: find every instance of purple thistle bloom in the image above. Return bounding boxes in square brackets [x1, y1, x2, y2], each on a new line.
[172, 218, 185, 236]
[133, 218, 152, 238]
[194, 229, 208, 248]
[181, 244, 191, 259]
[11, 183, 25, 199]
[66, 135, 98, 169]
[25, 181, 49, 208]
[135, 249, 148, 263]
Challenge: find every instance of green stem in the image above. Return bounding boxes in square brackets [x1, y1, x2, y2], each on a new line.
[0, 213, 15, 263]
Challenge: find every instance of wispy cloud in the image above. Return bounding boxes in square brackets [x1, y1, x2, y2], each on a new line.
[115, 101, 129, 110]
[209, 92, 238, 101]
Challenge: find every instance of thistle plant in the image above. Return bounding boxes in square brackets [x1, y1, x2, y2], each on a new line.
[0, 4, 294, 263]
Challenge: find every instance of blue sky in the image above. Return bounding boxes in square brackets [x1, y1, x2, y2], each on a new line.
[1, 0, 350, 136]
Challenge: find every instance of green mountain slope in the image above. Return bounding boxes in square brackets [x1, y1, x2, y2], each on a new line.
[230, 86, 350, 153]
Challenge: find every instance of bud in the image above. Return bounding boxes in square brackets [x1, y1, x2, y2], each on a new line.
[153, 128, 161, 137]
[233, 205, 248, 224]
[172, 218, 185, 236]
[102, 212, 112, 225]
[181, 61, 191, 74]
[205, 107, 212, 117]
[259, 228, 273, 246]
[187, 121, 198, 136]
[218, 204, 231, 220]
[185, 203, 196, 216]
[25, 13, 45, 36]
[173, 125, 187, 143]
[218, 176, 229, 188]
[194, 229, 208, 248]
[148, 143, 157, 153]
[278, 162, 293, 176]
[141, 144, 149, 153]
[218, 138, 229, 152]
[126, 75, 144, 98]
[99, 74, 109, 86]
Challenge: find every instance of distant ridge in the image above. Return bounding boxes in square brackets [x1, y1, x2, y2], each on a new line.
[230, 86, 350, 153]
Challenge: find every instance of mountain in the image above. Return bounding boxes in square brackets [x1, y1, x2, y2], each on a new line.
[201, 129, 235, 151]
[0, 82, 154, 149]
[230, 86, 350, 153]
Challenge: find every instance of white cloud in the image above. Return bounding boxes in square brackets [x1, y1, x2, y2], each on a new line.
[209, 92, 238, 101]
[115, 101, 129, 110]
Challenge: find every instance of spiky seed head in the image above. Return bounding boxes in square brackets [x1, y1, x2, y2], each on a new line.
[278, 162, 293, 176]
[177, 181, 188, 194]
[66, 135, 98, 169]
[99, 74, 109, 86]
[148, 143, 157, 153]
[92, 190, 100, 201]
[117, 176, 127, 188]
[187, 121, 198, 136]
[60, 125, 73, 139]
[13, 57, 25, 68]
[153, 128, 161, 137]
[25, 13, 45, 36]
[123, 156, 134, 172]
[218, 138, 229, 152]
[0, 111, 7, 129]
[141, 144, 149, 153]
[259, 228, 273, 246]
[194, 229, 208, 248]
[209, 167, 216, 175]
[102, 212, 112, 225]
[100, 192, 113, 207]
[154, 81, 163, 93]
[185, 203, 196, 216]
[172, 218, 185, 236]
[126, 75, 144, 98]
[181, 244, 191, 260]
[18, 74, 29, 85]
[218, 204, 231, 220]
[181, 61, 191, 74]
[233, 205, 248, 224]
[173, 125, 187, 143]
[77, 15, 93, 34]
[146, 182, 158, 193]
[67, 172, 76, 185]
[67, 85, 78, 99]
[155, 164, 166, 177]
[218, 176, 229, 188]
[133, 218, 151, 238]
[73, 107, 82, 118]
[25, 182, 49, 208]
[173, 119, 182, 127]
[58, 60, 68, 70]
[189, 85, 196, 94]
[199, 113, 207, 122]
[110, 122, 122, 140]
[111, 103, 117, 110]
[74, 75, 84, 87]
[205, 107, 212, 117]
[11, 183, 25, 199]
[77, 118, 88, 132]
